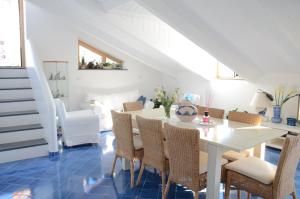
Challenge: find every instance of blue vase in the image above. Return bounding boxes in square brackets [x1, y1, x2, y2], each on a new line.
[272, 106, 282, 123]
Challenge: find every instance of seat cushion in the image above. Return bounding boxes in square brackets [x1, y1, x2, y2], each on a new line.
[225, 157, 277, 185]
[199, 151, 228, 174]
[133, 134, 143, 150]
[222, 150, 250, 162]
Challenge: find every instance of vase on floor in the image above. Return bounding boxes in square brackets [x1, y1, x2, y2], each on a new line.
[271, 105, 282, 123]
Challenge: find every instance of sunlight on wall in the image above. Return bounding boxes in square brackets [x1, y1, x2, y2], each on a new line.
[108, 1, 237, 80]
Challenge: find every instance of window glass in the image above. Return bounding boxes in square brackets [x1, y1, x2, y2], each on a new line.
[0, 0, 21, 66]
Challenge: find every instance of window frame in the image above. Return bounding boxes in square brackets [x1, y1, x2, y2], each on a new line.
[78, 40, 123, 66]
[216, 62, 243, 80]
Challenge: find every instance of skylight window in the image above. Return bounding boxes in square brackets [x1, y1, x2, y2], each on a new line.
[216, 62, 242, 80]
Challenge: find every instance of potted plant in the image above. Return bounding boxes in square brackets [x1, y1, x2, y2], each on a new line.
[103, 62, 112, 70]
[80, 56, 86, 69]
[272, 86, 299, 123]
[154, 86, 179, 118]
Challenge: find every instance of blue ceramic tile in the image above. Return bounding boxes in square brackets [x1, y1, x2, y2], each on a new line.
[0, 132, 298, 199]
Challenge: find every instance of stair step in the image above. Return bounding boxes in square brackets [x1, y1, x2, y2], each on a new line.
[0, 69, 28, 78]
[0, 124, 43, 134]
[0, 138, 47, 152]
[0, 79, 31, 89]
[0, 110, 38, 117]
[0, 129, 44, 144]
[0, 113, 40, 127]
[0, 87, 32, 90]
[0, 77, 28, 79]
[0, 100, 36, 112]
[0, 89, 33, 99]
[0, 67, 25, 69]
[0, 98, 34, 103]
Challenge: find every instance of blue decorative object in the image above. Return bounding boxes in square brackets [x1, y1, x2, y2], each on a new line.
[287, 117, 297, 126]
[137, 95, 146, 105]
[272, 105, 282, 123]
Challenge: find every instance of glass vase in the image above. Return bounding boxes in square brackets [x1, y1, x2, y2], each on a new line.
[271, 105, 282, 123]
[163, 105, 171, 118]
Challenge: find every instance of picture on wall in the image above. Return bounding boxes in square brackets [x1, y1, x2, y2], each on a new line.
[78, 40, 126, 70]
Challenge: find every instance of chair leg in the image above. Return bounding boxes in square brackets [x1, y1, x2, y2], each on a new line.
[225, 178, 231, 199]
[163, 179, 171, 199]
[194, 191, 199, 199]
[130, 160, 135, 188]
[136, 161, 145, 186]
[292, 192, 297, 199]
[237, 190, 241, 199]
[161, 171, 166, 195]
[247, 192, 251, 199]
[111, 155, 118, 176]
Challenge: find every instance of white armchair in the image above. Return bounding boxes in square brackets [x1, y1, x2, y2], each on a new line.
[55, 99, 100, 147]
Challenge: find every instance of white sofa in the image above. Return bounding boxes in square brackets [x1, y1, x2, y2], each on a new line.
[55, 99, 100, 146]
[81, 90, 141, 131]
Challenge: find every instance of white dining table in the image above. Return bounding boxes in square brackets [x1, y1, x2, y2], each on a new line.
[125, 108, 287, 199]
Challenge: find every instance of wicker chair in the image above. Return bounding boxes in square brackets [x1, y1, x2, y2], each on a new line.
[196, 105, 225, 119]
[222, 111, 262, 162]
[135, 116, 169, 194]
[225, 135, 300, 199]
[163, 123, 227, 199]
[110, 110, 144, 188]
[123, 101, 144, 112]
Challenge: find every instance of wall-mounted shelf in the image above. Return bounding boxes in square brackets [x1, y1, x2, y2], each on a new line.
[43, 61, 69, 110]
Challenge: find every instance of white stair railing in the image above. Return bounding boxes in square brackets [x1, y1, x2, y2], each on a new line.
[25, 40, 58, 153]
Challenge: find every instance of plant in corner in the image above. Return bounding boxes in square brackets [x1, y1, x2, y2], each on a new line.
[154, 86, 179, 118]
[272, 86, 299, 123]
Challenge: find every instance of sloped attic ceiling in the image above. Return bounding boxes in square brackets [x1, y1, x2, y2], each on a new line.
[137, 0, 300, 80]
[26, 0, 194, 78]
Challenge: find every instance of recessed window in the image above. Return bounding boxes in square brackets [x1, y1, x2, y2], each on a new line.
[216, 62, 242, 80]
[78, 40, 123, 70]
[0, 0, 23, 67]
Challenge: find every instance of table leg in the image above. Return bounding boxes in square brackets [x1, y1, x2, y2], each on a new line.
[207, 144, 223, 199]
[253, 143, 266, 160]
[122, 158, 130, 170]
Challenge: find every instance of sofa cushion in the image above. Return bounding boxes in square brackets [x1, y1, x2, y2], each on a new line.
[222, 150, 250, 162]
[133, 134, 143, 150]
[225, 157, 277, 184]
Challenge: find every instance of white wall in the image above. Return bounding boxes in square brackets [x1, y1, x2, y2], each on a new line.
[26, 2, 165, 110]
[172, 71, 300, 120]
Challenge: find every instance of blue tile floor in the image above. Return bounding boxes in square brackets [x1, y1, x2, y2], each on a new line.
[0, 132, 299, 199]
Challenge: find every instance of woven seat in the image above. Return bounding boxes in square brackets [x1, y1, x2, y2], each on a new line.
[135, 116, 169, 194]
[196, 105, 225, 119]
[225, 135, 300, 199]
[110, 110, 144, 188]
[223, 111, 262, 162]
[163, 123, 227, 199]
[222, 150, 250, 162]
[225, 157, 277, 184]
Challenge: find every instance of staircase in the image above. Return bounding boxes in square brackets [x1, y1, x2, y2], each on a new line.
[0, 67, 48, 163]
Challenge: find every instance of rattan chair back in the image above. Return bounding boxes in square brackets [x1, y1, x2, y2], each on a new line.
[111, 110, 135, 159]
[123, 101, 144, 112]
[228, 111, 261, 125]
[196, 106, 225, 119]
[273, 135, 300, 198]
[136, 116, 165, 171]
[164, 123, 200, 190]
